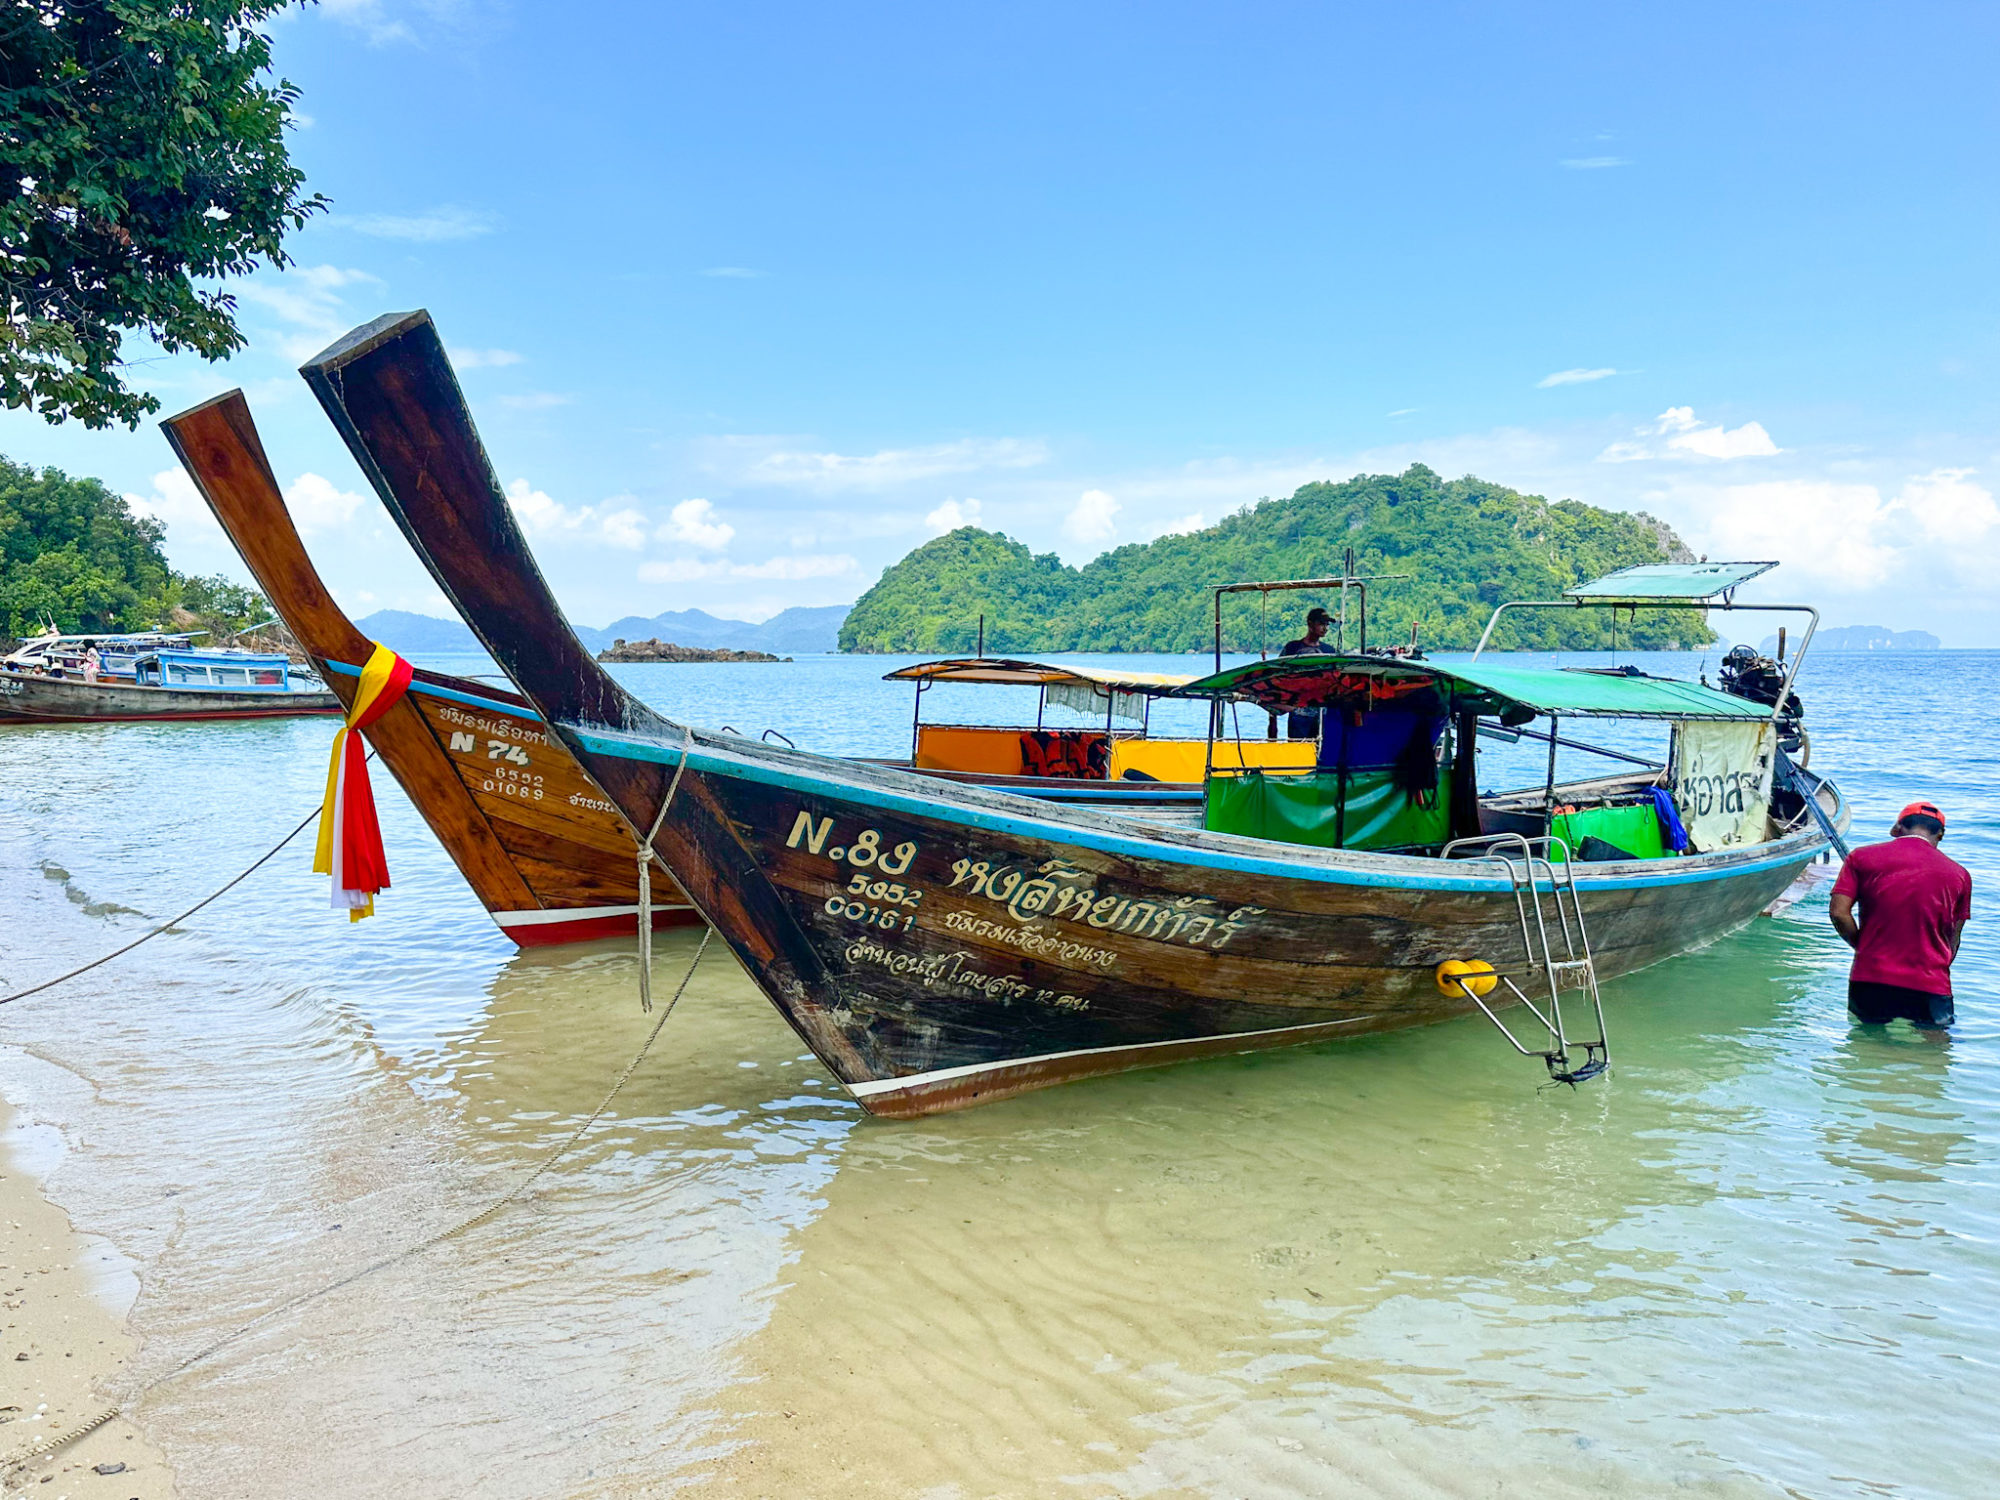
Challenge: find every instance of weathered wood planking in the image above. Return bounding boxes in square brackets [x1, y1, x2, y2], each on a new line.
[305, 309, 1839, 1117]
[161, 392, 699, 947]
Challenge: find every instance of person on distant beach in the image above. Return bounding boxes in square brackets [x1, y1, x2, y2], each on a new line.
[1277, 607, 1333, 739]
[82, 640, 101, 684]
[1830, 801, 1971, 1030]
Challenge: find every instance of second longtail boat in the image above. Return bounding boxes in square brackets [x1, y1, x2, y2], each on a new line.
[162, 393, 700, 946]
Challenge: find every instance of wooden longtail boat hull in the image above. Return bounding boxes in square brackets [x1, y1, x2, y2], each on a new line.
[161, 393, 699, 948]
[304, 311, 1841, 1117]
[0, 670, 339, 723]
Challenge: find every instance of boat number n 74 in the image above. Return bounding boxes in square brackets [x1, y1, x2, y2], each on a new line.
[786, 810, 917, 875]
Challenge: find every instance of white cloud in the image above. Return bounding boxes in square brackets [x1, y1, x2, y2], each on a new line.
[125, 468, 213, 533]
[636, 558, 721, 584]
[447, 347, 524, 370]
[1669, 468, 1996, 593]
[711, 436, 1050, 493]
[925, 497, 983, 533]
[1898, 467, 1997, 540]
[342, 206, 495, 241]
[504, 478, 645, 550]
[1063, 489, 1121, 545]
[1694, 479, 1898, 588]
[1561, 156, 1630, 169]
[661, 498, 734, 550]
[317, 0, 414, 43]
[499, 392, 572, 411]
[284, 473, 367, 534]
[1600, 407, 1781, 463]
[1538, 367, 1618, 388]
[732, 554, 858, 580]
[637, 553, 856, 583]
[233, 264, 381, 360]
[1149, 511, 1207, 539]
[701, 267, 766, 279]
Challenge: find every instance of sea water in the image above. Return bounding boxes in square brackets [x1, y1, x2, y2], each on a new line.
[0, 649, 1993, 1498]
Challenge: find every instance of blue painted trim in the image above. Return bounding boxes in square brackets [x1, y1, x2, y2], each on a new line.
[1003, 785, 1205, 804]
[567, 727, 1817, 895]
[323, 658, 543, 721]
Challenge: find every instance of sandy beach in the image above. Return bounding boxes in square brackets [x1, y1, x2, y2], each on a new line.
[0, 1104, 174, 1500]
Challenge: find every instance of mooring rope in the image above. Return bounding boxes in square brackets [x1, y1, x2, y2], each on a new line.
[0, 768, 361, 1009]
[635, 724, 696, 1012]
[2, 927, 712, 1479]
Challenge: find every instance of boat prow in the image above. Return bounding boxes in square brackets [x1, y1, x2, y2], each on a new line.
[161, 389, 701, 947]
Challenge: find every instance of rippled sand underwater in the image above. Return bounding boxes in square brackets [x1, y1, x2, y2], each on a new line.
[1, 650, 1995, 1498]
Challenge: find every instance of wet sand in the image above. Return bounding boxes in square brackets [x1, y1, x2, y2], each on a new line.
[1, 1105, 176, 1498]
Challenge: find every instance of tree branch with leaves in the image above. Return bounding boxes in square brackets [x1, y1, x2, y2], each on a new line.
[0, 0, 326, 429]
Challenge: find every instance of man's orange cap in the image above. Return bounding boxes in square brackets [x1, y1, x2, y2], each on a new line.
[1898, 800, 1946, 828]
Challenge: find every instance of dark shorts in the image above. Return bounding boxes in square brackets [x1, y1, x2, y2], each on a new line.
[1848, 980, 1955, 1028]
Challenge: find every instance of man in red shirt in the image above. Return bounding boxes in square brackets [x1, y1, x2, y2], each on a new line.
[1830, 800, 1972, 1029]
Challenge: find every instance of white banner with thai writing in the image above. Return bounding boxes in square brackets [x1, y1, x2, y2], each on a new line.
[1671, 719, 1776, 851]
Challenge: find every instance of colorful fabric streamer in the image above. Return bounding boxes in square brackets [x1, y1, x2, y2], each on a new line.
[314, 643, 415, 921]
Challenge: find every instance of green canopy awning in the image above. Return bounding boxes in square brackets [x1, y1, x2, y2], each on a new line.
[1174, 653, 1770, 721]
[1565, 561, 1776, 601]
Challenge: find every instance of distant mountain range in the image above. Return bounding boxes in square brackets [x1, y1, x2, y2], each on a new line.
[354, 603, 851, 656]
[1757, 625, 1941, 653]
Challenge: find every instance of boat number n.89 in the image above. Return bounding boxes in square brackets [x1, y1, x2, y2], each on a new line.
[786, 810, 916, 875]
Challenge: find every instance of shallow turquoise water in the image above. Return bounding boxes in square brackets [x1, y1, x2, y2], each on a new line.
[0, 648, 1993, 1497]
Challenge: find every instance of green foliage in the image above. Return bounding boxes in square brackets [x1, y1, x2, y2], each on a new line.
[841, 465, 1712, 653]
[1, 0, 327, 429]
[837, 527, 1077, 653]
[166, 569, 269, 635]
[0, 454, 267, 637]
[0, 454, 170, 633]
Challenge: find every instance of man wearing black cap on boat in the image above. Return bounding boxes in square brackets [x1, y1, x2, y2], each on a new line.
[1830, 800, 1971, 1031]
[1277, 606, 1333, 740]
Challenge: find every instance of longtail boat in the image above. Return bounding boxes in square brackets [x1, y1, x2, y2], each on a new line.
[161, 393, 700, 946]
[0, 630, 339, 723]
[299, 310, 1846, 1117]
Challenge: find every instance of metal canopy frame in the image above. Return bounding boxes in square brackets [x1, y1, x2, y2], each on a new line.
[1469, 597, 1819, 727]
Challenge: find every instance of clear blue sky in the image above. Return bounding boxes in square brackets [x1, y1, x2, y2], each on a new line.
[6, 1, 1996, 640]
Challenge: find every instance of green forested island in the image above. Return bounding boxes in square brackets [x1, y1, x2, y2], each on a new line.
[0, 456, 268, 641]
[840, 464, 1711, 654]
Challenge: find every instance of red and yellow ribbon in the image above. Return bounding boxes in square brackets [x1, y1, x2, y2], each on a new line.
[314, 643, 415, 922]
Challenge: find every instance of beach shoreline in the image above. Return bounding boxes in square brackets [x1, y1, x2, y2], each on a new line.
[0, 1100, 176, 1499]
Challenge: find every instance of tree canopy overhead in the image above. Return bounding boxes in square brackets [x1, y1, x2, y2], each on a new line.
[840, 465, 1713, 654]
[1, 0, 325, 429]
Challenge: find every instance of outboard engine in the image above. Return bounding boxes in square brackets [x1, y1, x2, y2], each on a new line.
[1719, 644, 1804, 752]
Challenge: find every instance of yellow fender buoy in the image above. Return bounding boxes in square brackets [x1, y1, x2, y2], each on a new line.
[1435, 958, 1498, 998]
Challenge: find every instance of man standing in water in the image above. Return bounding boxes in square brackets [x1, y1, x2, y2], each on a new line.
[1830, 801, 1972, 1029]
[1277, 606, 1333, 740]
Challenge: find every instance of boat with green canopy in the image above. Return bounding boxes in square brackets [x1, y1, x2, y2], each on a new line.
[292, 307, 1850, 1117]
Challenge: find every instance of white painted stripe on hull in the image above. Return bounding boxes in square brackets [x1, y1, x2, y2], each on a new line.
[491, 902, 695, 926]
[845, 1014, 1377, 1099]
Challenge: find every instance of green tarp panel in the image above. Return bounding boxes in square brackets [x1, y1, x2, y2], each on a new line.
[1565, 561, 1776, 600]
[1550, 802, 1667, 861]
[1177, 653, 1768, 722]
[1204, 768, 1451, 851]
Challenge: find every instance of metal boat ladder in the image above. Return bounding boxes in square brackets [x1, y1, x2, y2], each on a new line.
[1438, 833, 1610, 1084]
